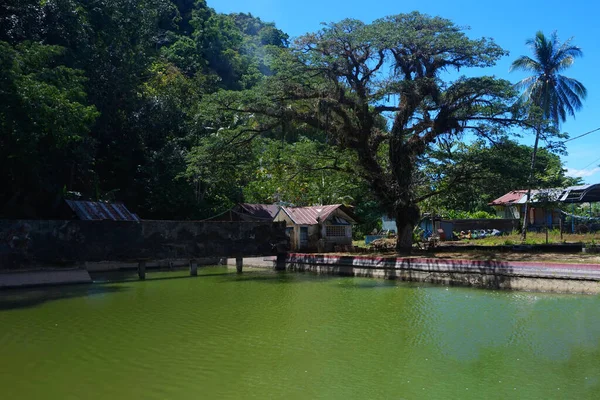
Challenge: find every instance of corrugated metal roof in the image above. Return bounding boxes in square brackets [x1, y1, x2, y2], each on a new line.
[238, 204, 280, 220]
[489, 190, 527, 206]
[515, 188, 563, 204]
[281, 204, 352, 225]
[65, 200, 140, 221]
[559, 183, 600, 203]
[490, 187, 582, 206]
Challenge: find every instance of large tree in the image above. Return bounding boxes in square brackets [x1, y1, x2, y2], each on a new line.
[510, 31, 587, 239]
[205, 12, 521, 250]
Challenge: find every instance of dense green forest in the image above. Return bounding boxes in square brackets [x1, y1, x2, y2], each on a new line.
[0, 1, 580, 239]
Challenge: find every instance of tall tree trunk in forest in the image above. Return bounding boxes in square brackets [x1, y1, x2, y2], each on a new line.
[521, 125, 541, 241]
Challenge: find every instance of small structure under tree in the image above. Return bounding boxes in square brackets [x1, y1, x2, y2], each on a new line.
[274, 205, 357, 252]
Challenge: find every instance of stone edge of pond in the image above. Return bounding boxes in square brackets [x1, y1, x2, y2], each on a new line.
[0, 269, 92, 289]
[285, 253, 600, 295]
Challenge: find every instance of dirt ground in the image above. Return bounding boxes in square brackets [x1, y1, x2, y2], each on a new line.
[351, 238, 600, 264]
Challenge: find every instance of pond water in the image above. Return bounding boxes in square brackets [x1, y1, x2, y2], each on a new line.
[1, 267, 600, 399]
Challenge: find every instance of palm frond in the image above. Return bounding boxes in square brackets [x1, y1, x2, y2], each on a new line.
[513, 75, 538, 92]
[559, 75, 587, 100]
[554, 84, 577, 120]
[556, 56, 574, 72]
[509, 56, 540, 73]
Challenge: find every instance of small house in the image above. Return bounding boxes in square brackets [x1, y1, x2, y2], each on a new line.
[273, 204, 357, 252]
[489, 189, 562, 229]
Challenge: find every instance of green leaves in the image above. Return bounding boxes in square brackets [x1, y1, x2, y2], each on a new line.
[0, 40, 98, 217]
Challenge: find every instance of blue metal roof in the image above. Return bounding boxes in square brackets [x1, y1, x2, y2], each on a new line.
[65, 200, 140, 221]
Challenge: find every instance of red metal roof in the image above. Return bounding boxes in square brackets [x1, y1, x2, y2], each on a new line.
[280, 204, 349, 225]
[488, 190, 528, 206]
[65, 200, 140, 221]
[488, 190, 527, 206]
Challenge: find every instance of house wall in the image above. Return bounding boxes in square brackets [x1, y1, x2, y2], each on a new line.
[274, 212, 299, 250]
[495, 205, 561, 228]
[321, 209, 353, 251]
[493, 206, 520, 219]
[529, 208, 562, 228]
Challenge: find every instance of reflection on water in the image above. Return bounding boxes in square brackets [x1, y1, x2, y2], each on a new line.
[1, 267, 600, 399]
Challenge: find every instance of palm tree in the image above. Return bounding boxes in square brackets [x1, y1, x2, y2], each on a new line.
[510, 31, 587, 240]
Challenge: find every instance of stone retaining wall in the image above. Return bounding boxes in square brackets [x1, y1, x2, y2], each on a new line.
[285, 253, 600, 294]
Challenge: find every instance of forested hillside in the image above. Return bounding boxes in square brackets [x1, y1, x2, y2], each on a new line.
[0, 1, 579, 235]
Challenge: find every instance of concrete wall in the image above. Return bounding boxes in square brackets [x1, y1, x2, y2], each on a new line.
[0, 219, 288, 269]
[284, 254, 600, 295]
[0, 269, 92, 288]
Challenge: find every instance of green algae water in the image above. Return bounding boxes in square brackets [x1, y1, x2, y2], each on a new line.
[1, 267, 600, 399]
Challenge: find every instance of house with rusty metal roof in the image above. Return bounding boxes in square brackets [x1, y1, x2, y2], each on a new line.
[273, 204, 357, 252]
[488, 186, 589, 230]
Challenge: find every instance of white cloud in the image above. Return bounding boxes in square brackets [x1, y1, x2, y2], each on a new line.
[566, 167, 600, 178]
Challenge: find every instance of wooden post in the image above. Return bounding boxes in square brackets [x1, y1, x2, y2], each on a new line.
[545, 208, 548, 244]
[138, 261, 146, 280]
[189, 259, 198, 276]
[275, 253, 286, 271]
[236, 256, 243, 273]
[560, 215, 563, 241]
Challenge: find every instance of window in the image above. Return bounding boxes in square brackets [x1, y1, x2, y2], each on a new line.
[300, 227, 308, 241]
[326, 225, 346, 237]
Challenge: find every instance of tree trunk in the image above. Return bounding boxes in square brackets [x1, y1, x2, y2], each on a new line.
[394, 205, 420, 253]
[396, 222, 414, 253]
[521, 125, 541, 242]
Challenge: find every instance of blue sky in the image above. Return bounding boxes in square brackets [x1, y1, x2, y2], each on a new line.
[213, 0, 600, 184]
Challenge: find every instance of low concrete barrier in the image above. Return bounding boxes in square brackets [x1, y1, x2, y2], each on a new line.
[0, 269, 92, 288]
[285, 253, 600, 294]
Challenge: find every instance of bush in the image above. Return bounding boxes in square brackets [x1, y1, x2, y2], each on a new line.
[444, 210, 499, 219]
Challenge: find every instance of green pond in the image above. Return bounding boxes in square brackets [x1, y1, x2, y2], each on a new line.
[1, 267, 600, 399]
